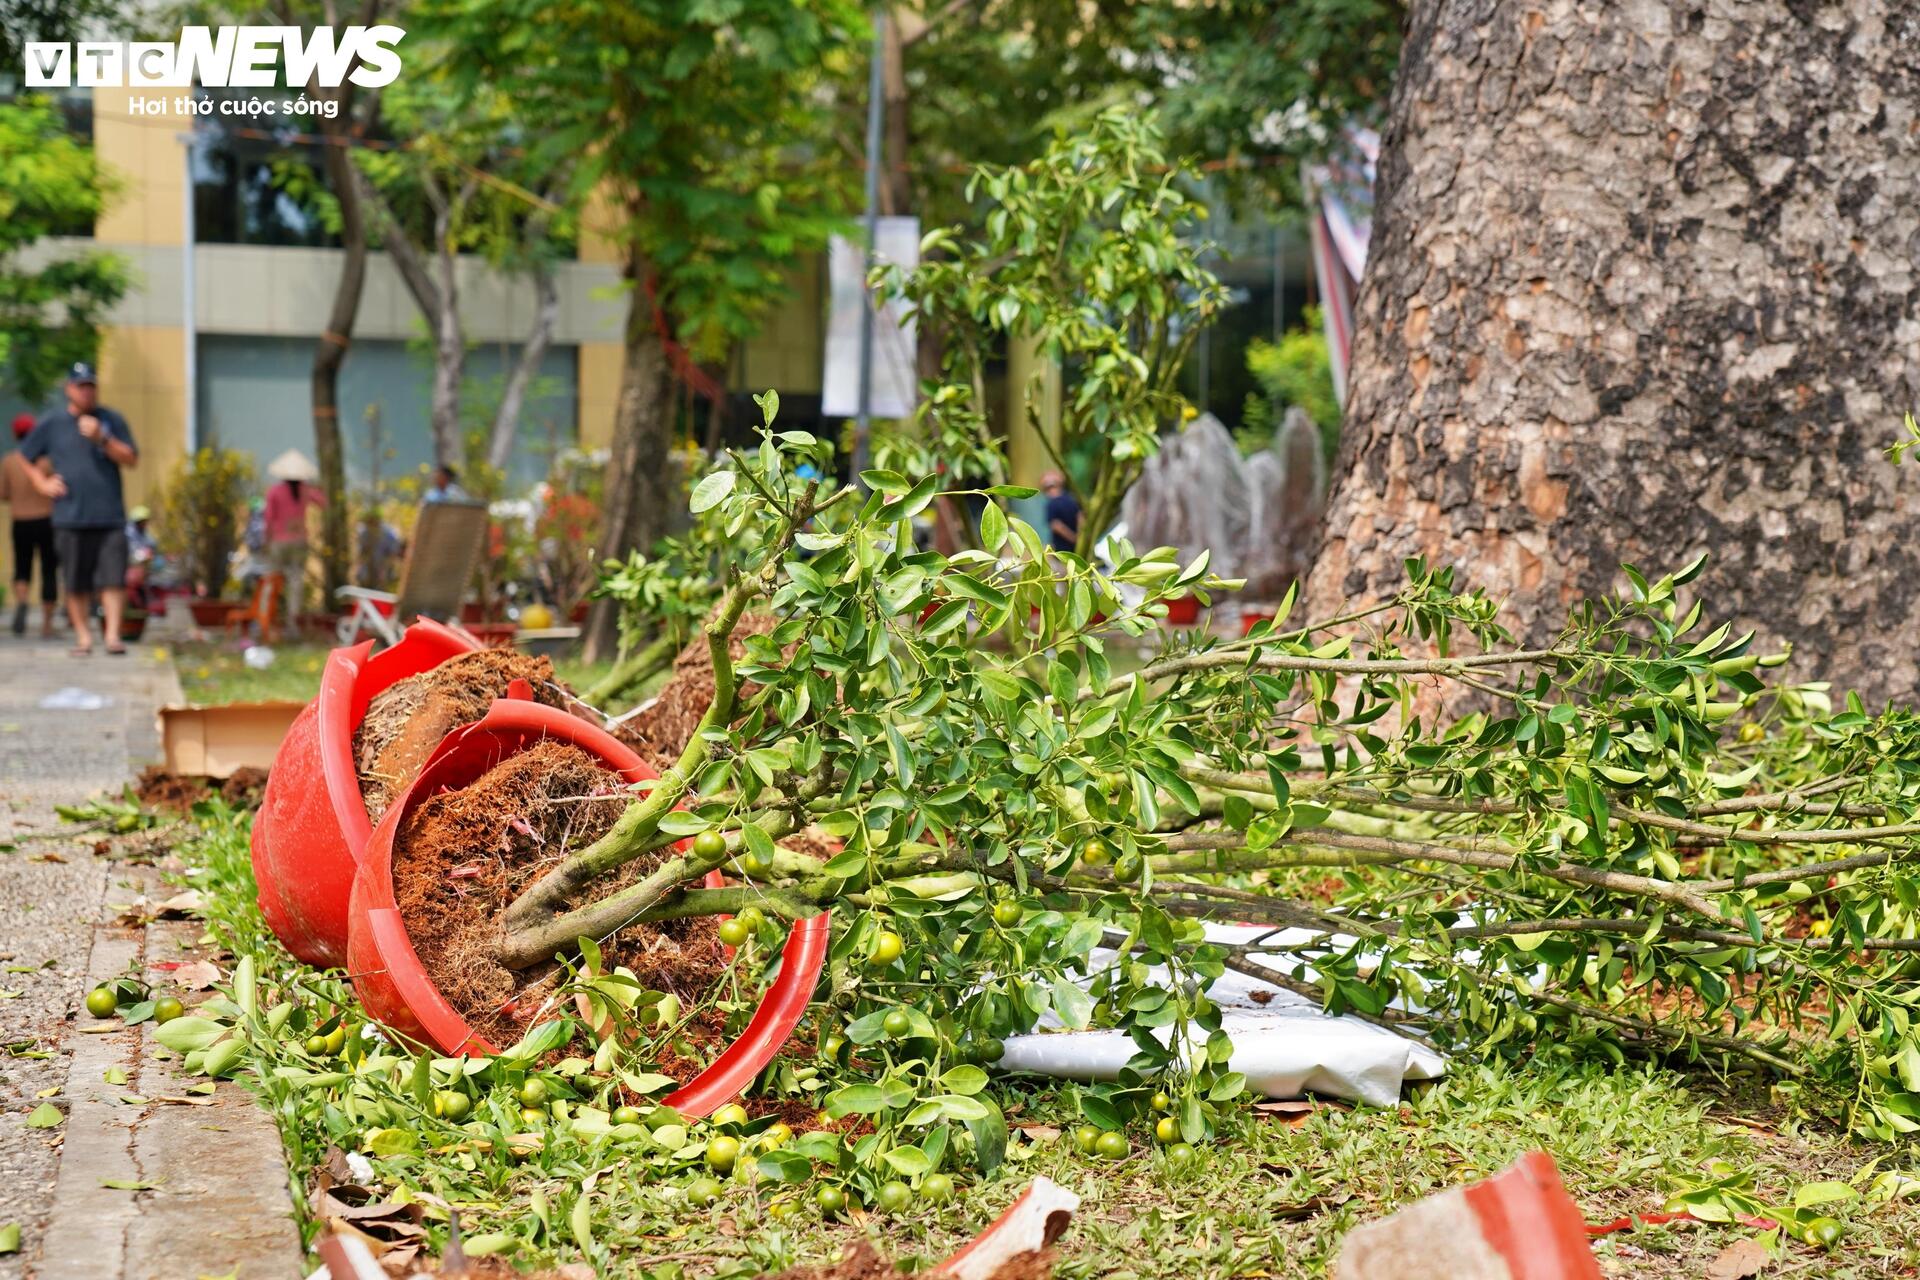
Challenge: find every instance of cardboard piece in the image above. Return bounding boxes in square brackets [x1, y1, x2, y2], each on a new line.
[158, 701, 305, 778]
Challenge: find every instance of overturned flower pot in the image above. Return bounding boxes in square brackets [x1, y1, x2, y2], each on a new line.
[345, 697, 829, 1118]
[253, 618, 479, 967]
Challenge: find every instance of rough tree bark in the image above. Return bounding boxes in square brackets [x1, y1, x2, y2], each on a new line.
[1307, 0, 1920, 704]
[583, 250, 674, 663]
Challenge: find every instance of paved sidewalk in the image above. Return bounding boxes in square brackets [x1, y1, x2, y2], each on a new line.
[0, 638, 303, 1280]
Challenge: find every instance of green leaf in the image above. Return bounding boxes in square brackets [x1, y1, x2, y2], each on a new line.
[964, 1098, 1008, 1174]
[154, 1017, 227, 1054]
[24, 1102, 62, 1128]
[569, 1191, 594, 1254]
[461, 1233, 517, 1258]
[0, 1223, 16, 1254]
[882, 1145, 932, 1177]
[825, 1083, 892, 1116]
[1078, 1092, 1122, 1131]
[861, 469, 912, 494]
[1061, 918, 1105, 958]
[689, 469, 736, 514]
[877, 474, 940, 523]
[365, 1127, 418, 1157]
[99, 1178, 159, 1191]
[1050, 979, 1094, 1029]
[756, 1149, 813, 1183]
[1792, 1181, 1859, 1208]
[980, 502, 1007, 553]
[940, 1065, 990, 1096]
[740, 822, 777, 865]
[920, 600, 971, 638]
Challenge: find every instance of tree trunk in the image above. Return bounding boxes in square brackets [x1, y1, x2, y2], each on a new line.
[881, 11, 911, 219]
[428, 283, 464, 468]
[1308, 0, 1920, 704]
[312, 111, 365, 600]
[583, 258, 674, 662]
[489, 267, 559, 472]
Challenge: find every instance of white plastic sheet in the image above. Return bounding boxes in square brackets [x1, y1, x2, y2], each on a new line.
[997, 922, 1445, 1108]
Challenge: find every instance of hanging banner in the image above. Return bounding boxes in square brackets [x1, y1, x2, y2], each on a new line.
[1304, 129, 1377, 406]
[822, 215, 920, 419]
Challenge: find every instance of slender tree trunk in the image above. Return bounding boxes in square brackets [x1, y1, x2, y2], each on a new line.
[881, 12, 910, 218]
[312, 112, 365, 599]
[361, 173, 468, 469]
[428, 273, 464, 468]
[584, 253, 674, 662]
[1308, 0, 1920, 704]
[490, 267, 559, 472]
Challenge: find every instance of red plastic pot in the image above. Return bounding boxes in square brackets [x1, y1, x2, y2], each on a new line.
[1163, 595, 1201, 626]
[251, 618, 480, 967]
[1240, 607, 1277, 636]
[189, 598, 242, 627]
[346, 698, 830, 1118]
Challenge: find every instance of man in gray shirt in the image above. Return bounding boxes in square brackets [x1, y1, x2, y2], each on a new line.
[19, 364, 139, 656]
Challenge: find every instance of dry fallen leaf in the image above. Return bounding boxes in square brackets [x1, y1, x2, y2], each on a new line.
[1706, 1237, 1770, 1280]
[167, 960, 221, 991]
[1018, 1124, 1062, 1143]
[1253, 1099, 1319, 1126]
[154, 891, 206, 918]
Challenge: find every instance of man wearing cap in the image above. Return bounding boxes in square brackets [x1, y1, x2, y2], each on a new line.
[18, 363, 139, 655]
[2, 412, 60, 637]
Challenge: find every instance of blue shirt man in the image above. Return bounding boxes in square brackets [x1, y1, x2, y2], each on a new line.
[18, 363, 140, 654]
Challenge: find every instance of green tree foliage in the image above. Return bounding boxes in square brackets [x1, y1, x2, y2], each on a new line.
[887, 0, 1136, 227]
[890, 0, 1403, 224]
[1134, 0, 1405, 203]
[1239, 307, 1340, 459]
[522, 390, 1920, 1173]
[423, 0, 861, 364]
[0, 98, 127, 403]
[355, 69, 580, 468]
[880, 108, 1229, 555]
[422, 0, 865, 660]
[0, 0, 118, 68]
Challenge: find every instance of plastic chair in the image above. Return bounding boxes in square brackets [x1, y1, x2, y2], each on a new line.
[335, 500, 489, 647]
[228, 572, 283, 644]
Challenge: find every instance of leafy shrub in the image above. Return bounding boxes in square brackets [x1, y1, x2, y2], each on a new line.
[1239, 307, 1339, 462]
[160, 447, 252, 597]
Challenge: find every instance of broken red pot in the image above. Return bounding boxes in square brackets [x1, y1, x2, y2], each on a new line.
[252, 618, 480, 967]
[345, 697, 830, 1118]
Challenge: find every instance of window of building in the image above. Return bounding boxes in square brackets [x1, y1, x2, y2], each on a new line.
[190, 91, 339, 247]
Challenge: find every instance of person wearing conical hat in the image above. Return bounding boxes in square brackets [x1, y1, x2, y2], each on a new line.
[263, 450, 324, 619]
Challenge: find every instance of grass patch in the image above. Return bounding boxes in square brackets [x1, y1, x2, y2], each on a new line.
[171, 641, 331, 705]
[164, 808, 1920, 1278]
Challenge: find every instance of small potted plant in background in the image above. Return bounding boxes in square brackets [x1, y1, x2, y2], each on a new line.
[161, 447, 252, 624]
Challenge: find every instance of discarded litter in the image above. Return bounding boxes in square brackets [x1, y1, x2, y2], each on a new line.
[39, 687, 112, 711]
[243, 645, 277, 669]
[998, 922, 1445, 1107]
